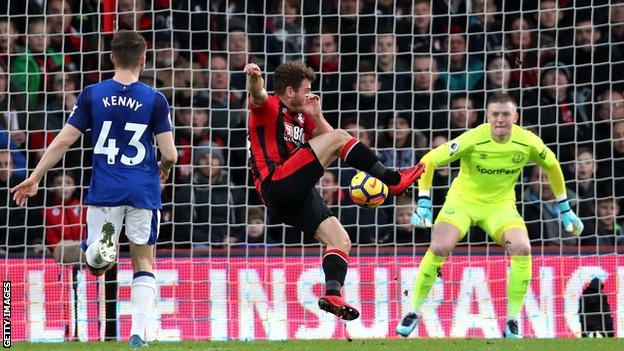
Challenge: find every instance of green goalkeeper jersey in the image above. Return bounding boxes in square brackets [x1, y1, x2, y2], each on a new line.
[423, 123, 558, 203]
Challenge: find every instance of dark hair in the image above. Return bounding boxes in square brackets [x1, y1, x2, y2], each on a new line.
[487, 92, 517, 107]
[273, 61, 315, 95]
[111, 30, 147, 69]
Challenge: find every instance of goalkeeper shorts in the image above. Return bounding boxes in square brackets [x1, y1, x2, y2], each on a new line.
[435, 196, 526, 244]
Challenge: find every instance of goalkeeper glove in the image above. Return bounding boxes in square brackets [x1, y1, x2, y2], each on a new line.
[557, 200, 584, 236]
[411, 196, 433, 228]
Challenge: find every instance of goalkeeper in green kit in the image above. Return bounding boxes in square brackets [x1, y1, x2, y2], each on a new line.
[396, 93, 584, 338]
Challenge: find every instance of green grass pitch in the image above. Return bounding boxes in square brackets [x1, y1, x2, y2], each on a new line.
[7, 339, 624, 351]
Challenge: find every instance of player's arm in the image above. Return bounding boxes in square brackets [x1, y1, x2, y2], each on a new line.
[156, 131, 177, 183]
[305, 94, 333, 136]
[530, 133, 584, 235]
[417, 132, 474, 194]
[412, 131, 475, 228]
[11, 124, 82, 206]
[245, 63, 268, 108]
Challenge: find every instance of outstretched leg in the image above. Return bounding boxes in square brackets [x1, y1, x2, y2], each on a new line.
[308, 130, 424, 195]
[314, 216, 359, 320]
[397, 221, 460, 337]
[503, 227, 532, 338]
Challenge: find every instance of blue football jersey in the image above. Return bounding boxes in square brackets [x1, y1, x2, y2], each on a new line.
[67, 79, 172, 209]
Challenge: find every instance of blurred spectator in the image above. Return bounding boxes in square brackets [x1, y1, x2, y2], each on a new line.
[0, 149, 42, 255]
[378, 196, 425, 245]
[505, 16, 539, 88]
[534, 63, 589, 161]
[594, 89, 624, 149]
[0, 17, 19, 69]
[240, 206, 277, 246]
[467, 0, 503, 53]
[448, 93, 480, 138]
[337, 0, 375, 72]
[35, 71, 78, 132]
[117, 0, 152, 35]
[535, 0, 572, 51]
[266, 0, 304, 65]
[376, 32, 410, 88]
[147, 32, 198, 102]
[341, 71, 391, 125]
[523, 165, 580, 246]
[406, 55, 448, 131]
[581, 186, 624, 248]
[481, 55, 521, 105]
[438, 32, 484, 91]
[208, 54, 247, 185]
[378, 113, 426, 168]
[11, 17, 63, 108]
[174, 142, 244, 246]
[46, 0, 89, 72]
[395, 0, 442, 54]
[0, 64, 26, 178]
[43, 171, 85, 264]
[228, 29, 259, 91]
[571, 147, 598, 219]
[596, 121, 624, 198]
[562, 17, 610, 124]
[306, 30, 342, 125]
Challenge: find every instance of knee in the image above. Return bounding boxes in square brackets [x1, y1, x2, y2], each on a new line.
[507, 243, 531, 256]
[333, 129, 353, 144]
[334, 235, 351, 254]
[429, 242, 453, 257]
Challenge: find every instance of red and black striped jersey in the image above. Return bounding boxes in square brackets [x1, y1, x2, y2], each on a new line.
[248, 95, 316, 193]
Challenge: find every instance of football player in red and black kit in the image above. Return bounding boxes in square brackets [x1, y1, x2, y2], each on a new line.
[246, 61, 425, 320]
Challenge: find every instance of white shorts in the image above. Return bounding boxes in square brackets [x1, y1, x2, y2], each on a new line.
[84, 206, 160, 246]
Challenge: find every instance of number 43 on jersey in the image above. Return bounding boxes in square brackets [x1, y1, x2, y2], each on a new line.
[94, 121, 148, 165]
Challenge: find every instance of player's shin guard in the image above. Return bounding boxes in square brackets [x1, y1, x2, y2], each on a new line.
[341, 138, 400, 186]
[130, 271, 156, 339]
[410, 250, 446, 313]
[507, 255, 532, 320]
[322, 249, 348, 296]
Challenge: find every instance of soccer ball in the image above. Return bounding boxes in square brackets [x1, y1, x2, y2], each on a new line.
[349, 171, 388, 208]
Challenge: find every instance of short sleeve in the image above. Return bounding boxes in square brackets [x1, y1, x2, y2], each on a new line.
[528, 130, 557, 168]
[66, 86, 92, 132]
[152, 92, 173, 135]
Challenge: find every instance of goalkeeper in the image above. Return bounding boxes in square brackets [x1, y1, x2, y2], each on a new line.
[396, 93, 584, 338]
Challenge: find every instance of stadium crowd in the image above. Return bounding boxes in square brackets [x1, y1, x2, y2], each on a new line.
[0, 0, 623, 255]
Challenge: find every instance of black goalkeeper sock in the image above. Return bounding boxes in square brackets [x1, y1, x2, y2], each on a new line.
[341, 139, 400, 185]
[322, 249, 348, 296]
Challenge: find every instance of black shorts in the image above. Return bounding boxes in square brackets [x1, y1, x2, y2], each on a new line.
[261, 144, 333, 240]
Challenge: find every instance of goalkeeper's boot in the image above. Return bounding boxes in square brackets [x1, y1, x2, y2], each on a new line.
[98, 222, 117, 264]
[504, 319, 521, 339]
[318, 295, 360, 321]
[396, 312, 419, 337]
[388, 163, 426, 196]
[128, 334, 148, 348]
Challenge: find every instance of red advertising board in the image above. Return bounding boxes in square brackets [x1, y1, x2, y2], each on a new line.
[2, 255, 621, 341]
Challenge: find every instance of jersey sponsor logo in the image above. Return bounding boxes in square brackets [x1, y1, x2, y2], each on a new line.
[102, 96, 144, 111]
[512, 152, 524, 163]
[448, 140, 459, 154]
[476, 164, 522, 175]
[283, 122, 305, 145]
